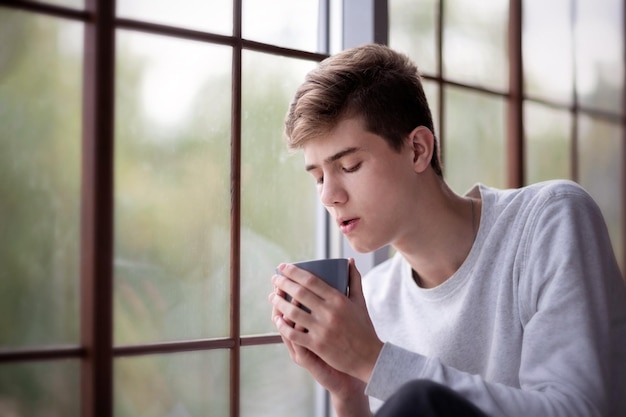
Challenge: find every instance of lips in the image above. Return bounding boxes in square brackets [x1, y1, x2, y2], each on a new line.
[338, 217, 360, 234]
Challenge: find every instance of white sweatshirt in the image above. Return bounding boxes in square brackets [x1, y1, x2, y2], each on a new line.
[362, 180, 626, 417]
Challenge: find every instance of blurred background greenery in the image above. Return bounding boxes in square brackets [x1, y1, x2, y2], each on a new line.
[0, 5, 319, 416]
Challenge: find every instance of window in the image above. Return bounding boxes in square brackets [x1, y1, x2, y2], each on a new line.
[0, 0, 343, 416]
[1, 1, 624, 416]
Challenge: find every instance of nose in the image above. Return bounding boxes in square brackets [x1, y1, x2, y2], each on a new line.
[320, 175, 348, 207]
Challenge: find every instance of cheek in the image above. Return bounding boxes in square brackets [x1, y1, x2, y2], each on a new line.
[353, 171, 401, 209]
[367, 168, 415, 212]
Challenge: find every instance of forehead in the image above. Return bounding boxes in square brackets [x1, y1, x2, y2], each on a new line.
[302, 117, 372, 165]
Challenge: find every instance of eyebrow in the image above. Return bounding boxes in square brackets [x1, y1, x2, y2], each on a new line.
[305, 147, 361, 172]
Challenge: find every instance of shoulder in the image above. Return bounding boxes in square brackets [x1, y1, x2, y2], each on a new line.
[521, 180, 602, 225]
[525, 179, 594, 202]
[480, 180, 601, 227]
[481, 179, 592, 206]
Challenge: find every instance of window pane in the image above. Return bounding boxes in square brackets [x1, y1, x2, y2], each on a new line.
[577, 116, 623, 273]
[444, 87, 506, 193]
[525, 102, 572, 184]
[0, 10, 81, 347]
[243, 0, 320, 52]
[241, 52, 318, 335]
[523, 0, 574, 103]
[0, 360, 80, 417]
[389, 0, 438, 75]
[424, 80, 440, 139]
[443, 0, 508, 90]
[575, 0, 624, 113]
[36, 0, 83, 7]
[115, 350, 229, 417]
[115, 32, 231, 343]
[241, 344, 317, 417]
[117, 0, 232, 35]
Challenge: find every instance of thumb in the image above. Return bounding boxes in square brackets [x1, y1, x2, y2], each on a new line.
[347, 258, 366, 307]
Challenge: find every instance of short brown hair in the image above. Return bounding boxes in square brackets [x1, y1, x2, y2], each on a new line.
[284, 43, 442, 177]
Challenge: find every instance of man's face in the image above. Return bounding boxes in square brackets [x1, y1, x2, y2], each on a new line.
[303, 117, 421, 253]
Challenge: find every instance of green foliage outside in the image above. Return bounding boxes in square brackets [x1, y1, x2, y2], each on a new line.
[0, 8, 318, 417]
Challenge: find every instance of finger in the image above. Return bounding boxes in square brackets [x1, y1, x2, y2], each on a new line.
[347, 258, 365, 306]
[269, 292, 296, 328]
[272, 270, 324, 310]
[274, 315, 308, 346]
[277, 262, 343, 300]
[270, 290, 311, 328]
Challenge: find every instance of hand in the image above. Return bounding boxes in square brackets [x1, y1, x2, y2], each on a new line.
[269, 258, 383, 383]
[269, 322, 371, 417]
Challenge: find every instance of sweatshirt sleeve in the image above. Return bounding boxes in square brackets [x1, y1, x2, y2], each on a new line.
[365, 183, 624, 417]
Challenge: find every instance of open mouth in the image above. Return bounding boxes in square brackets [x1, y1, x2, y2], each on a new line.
[338, 217, 360, 233]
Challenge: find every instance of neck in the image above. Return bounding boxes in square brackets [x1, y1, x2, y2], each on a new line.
[395, 182, 480, 289]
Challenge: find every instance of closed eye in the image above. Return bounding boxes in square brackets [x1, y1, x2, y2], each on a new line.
[343, 162, 362, 173]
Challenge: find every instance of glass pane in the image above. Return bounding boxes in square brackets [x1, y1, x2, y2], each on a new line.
[443, 0, 508, 90]
[115, 350, 229, 417]
[523, 0, 574, 103]
[424, 80, 440, 139]
[241, 343, 317, 417]
[575, 0, 624, 113]
[36, 0, 83, 7]
[525, 102, 572, 184]
[0, 360, 80, 417]
[389, 0, 438, 75]
[242, 0, 320, 52]
[115, 32, 231, 344]
[444, 87, 506, 193]
[117, 0, 232, 35]
[0, 9, 81, 347]
[577, 116, 623, 273]
[241, 52, 318, 335]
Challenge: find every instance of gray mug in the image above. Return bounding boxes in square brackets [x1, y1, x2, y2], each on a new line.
[280, 258, 349, 311]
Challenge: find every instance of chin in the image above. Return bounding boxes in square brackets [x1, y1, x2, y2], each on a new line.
[346, 237, 386, 254]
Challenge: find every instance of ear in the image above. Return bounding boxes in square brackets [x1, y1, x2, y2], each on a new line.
[408, 126, 435, 174]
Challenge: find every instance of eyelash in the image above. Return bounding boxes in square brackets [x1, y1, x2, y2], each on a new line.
[344, 162, 362, 173]
[315, 162, 362, 185]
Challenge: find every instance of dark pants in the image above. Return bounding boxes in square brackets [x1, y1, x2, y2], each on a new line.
[374, 380, 489, 417]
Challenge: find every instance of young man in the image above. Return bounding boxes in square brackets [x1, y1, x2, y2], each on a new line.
[268, 43, 626, 417]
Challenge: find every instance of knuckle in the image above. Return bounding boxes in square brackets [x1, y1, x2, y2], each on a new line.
[302, 274, 317, 287]
[324, 311, 341, 328]
[291, 286, 307, 300]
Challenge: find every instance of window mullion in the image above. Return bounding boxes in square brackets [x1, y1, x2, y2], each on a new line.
[230, 1, 243, 417]
[80, 0, 116, 416]
[507, 0, 524, 188]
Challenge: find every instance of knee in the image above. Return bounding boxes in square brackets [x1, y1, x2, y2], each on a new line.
[385, 380, 486, 417]
[394, 379, 446, 400]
